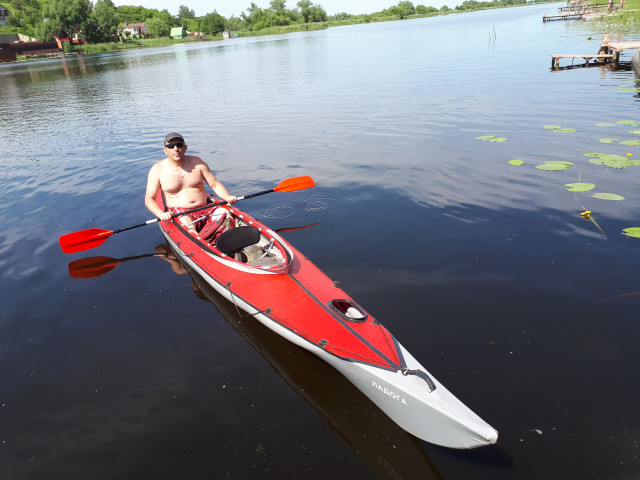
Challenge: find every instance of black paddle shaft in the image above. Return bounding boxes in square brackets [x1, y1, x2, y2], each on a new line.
[116, 200, 229, 234]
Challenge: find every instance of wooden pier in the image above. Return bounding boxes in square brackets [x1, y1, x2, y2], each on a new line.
[550, 35, 640, 70]
[543, 12, 584, 21]
[543, 2, 615, 21]
[550, 53, 615, 69]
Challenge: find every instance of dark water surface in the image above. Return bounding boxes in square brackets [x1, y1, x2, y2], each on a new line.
[2, 4, 640, 479]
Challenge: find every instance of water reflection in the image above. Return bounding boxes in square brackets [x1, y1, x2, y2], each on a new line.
[151, 242, 445, 479]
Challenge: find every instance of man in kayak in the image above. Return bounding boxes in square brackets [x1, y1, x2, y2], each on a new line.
[144, 132, 237, 235]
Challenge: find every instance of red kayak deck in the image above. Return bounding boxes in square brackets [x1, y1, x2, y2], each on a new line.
[159, 204, 404, 372]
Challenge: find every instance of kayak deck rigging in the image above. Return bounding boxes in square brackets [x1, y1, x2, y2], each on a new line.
[164, 202, 409, 371]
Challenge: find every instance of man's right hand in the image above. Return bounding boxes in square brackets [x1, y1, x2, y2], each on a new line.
[158, 211, 172, 221]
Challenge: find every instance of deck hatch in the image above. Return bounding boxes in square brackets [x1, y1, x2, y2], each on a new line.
[328, 299, 368, 323]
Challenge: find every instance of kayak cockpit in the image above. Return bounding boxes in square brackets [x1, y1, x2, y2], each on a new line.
[174, 203, 294, 273]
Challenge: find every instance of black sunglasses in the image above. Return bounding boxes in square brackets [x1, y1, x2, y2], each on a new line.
[165, 142, 184, 149]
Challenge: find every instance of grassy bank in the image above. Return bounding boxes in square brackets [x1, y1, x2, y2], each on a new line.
[9, 1, 638, 63]
[13, 22, 329, 60]
[586, 0, 640, 30]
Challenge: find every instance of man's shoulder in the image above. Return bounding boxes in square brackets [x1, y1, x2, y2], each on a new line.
[152, 157, 169, 166]
[186, 154, 205, 164]
[187, 155, 209, 169]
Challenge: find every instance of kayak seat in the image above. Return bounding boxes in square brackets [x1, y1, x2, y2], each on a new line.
[215, 226, 261, 255]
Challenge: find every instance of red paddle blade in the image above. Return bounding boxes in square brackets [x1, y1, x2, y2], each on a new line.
[68, 256, 121, 278]
[59, 228, 114, 254]
[274, 176, 315, 193]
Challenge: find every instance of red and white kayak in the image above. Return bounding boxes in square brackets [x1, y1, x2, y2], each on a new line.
[155, 194, 498, 449]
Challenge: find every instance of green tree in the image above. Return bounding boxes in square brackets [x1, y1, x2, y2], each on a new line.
[397, 1, 415, 16]
[269, 0, 287, 14]
[178, 5, 195, 20]
[145, 17, 170, 37]
[241, 3, 265, 30]
[155, 9, 180, 27]
[6, 12, 23, 27]
[415, 4, 438, 13]
[297, 0, 327, 22]
[226, 15, 244, 31]
[41, 0, 92, 37]
[84, 0, 118, 42]
[34, 18, 60, 41]
[116, 6, 156, 24]
[198, 11, 225, 35]
[183, 18, 198, 32]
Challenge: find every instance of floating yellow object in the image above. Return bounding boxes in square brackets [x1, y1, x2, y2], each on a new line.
[580, 207, 605, 236]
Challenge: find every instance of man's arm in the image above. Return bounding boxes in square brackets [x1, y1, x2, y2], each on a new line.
[200, 160, 237, 204]
[145, 164, 172, 220]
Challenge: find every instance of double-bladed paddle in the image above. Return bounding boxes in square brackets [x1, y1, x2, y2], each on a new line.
[59, 175, 315, 254]
[68, 223, 320, 279]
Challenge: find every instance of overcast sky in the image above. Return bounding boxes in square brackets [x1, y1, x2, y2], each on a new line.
[113, 0, 449, 18]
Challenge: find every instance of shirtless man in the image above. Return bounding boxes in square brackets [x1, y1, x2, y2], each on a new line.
[145, 132, 237, 234]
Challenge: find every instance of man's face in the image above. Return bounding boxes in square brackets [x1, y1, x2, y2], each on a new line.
[164, 138, 187, 161]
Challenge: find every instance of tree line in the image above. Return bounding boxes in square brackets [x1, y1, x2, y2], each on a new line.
[1, 0, 536, 44]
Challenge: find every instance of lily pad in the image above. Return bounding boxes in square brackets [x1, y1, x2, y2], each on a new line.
[598, 138, 618, 144]
[599, 154, 627, 162]
[583, 152, 606, 157]
[535, 161, 574, 171]
[589, 154, 631, 168]
[565, 182, 595, 192]
[543, 125, 562, 129]
[591, 193, 625, 201]
[617, 120, 637, 125]
[628, 130, 640, 136]
[603, 159, 630, 169]
[555, 128, 577, 133]
[546, 161, 574, 166]
[620, 140, 640, 146]
[508, 159, 525, 166]
[595, 123, 616, 127]
[477, 135, 496, 140]
[622, 227, 640, 238]
[490, 137, 507, 143]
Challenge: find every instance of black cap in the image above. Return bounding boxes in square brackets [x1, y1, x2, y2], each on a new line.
[164, 132, 184, 145]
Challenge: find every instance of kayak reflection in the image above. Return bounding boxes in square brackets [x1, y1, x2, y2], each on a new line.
[160, 241, 445, 480]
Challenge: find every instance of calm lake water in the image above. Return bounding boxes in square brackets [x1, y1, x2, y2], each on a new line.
[2, 4, 640, 479]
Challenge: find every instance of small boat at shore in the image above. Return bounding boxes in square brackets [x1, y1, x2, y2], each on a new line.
[152, 189, 498, 449]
